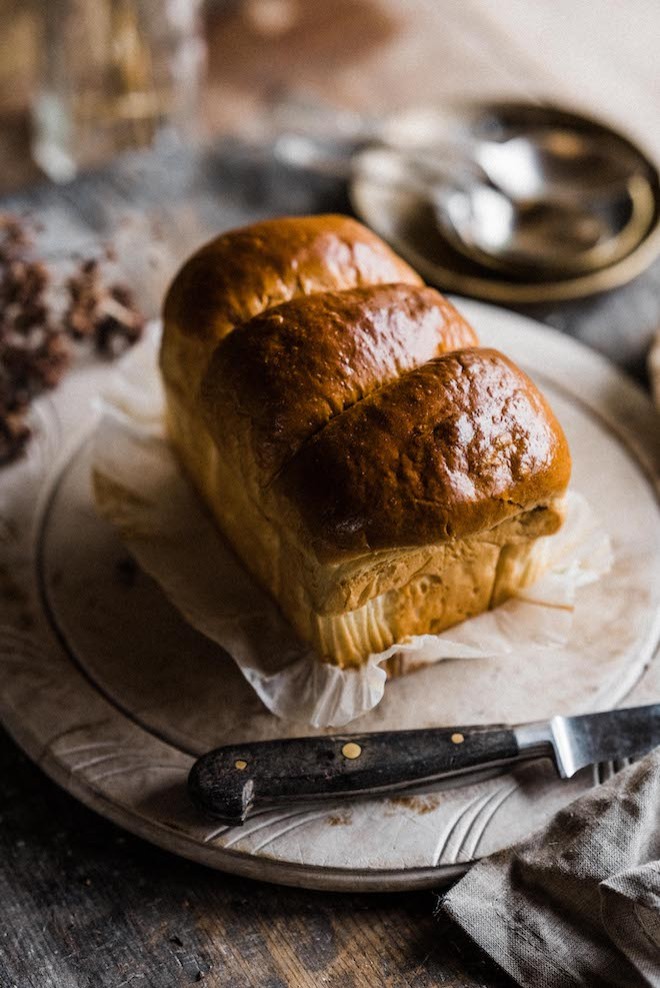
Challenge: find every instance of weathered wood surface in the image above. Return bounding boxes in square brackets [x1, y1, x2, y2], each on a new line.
[0, 140, 657, 988]
[0, 729, 516, 988]
[0, 2, 658, 983]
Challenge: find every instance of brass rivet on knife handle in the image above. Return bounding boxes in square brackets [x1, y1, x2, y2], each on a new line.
[342, 742, 362, 759]
[188, 722, 531, 824]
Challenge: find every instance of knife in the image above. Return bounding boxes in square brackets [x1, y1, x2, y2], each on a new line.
[188, 703, 660, 824]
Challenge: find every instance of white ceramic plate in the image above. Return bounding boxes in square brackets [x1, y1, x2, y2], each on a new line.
[0, 301, 658, 891]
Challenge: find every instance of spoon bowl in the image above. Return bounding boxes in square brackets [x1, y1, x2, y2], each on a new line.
[433, 172, 654, 277]
[472, 129, 645, 202]
[353, 136, 654, 278]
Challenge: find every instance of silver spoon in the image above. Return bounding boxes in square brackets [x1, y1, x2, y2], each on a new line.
[274, 107, 644, 202]
[352, 146, 654, 277]
[434, 172, 654, 276]
[400, 127, 645, 202]
[477, 130, 628, 200]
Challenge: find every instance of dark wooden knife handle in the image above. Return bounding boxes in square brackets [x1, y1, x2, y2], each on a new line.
[188, 727, 521, 824]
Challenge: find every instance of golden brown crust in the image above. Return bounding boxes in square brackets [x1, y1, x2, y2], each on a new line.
[160, 214, 422, 401]
[160, 214, 573, 666]
[161, 374, 567, 666]
[201, 283, 477, 480]
[163, 213, 422, 341]
[278, 348, 571, 561]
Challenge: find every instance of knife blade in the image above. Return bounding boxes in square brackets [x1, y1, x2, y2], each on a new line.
[188, 703, 660, 824]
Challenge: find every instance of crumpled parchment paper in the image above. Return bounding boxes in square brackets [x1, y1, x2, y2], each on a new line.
[91, 325, 612, 727]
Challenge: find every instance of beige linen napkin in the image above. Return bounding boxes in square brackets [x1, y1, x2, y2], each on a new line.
[441, 748, 660, 987]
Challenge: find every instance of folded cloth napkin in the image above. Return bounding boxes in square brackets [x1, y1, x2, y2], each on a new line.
[441, 748, 660, 987]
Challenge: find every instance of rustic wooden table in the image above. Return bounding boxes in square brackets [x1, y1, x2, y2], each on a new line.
[0, 137, 659, 987]
[1, 730, 515, 988]
[1, 2, 659, 983]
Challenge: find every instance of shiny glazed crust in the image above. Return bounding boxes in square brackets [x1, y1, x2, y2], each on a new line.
[201, 282, 477, 481]
[160, 214, 571, 668]
[161, 213, 422, 404]
[278, 348, 570, 562]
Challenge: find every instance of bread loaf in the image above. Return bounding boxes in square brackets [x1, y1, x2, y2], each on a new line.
[161, 215, 571, 667]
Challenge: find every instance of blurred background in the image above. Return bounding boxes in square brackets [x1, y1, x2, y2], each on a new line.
[0, 0, 658, 193]
[0, 0, 659, 428]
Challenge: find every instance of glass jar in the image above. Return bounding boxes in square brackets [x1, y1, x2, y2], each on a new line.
[32, 0, 206, 181]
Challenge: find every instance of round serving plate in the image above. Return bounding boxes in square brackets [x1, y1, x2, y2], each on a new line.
[0, 301, 659, 892]
[351, 101, 660, 304]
